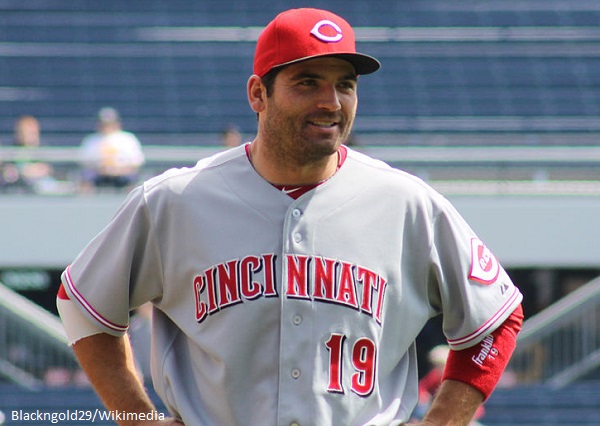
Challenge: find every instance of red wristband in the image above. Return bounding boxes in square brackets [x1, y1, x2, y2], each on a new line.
[442, 304, 523, 399]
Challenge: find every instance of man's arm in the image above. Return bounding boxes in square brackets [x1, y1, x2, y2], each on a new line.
[415, 379, 484, 426]
[72, 333, 182, 426]
[413, 304, 524, 425]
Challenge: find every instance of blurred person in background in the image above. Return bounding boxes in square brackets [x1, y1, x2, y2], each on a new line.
[219, 123, 243, 148]
[79, 107, 145, 191]
[13, 115, 55, 185]
[0, 115, 56, 193]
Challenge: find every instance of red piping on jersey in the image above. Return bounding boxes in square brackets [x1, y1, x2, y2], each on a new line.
[245, 143, 348, 198]
[447, 286, 521, 347]
[337, 144, 348, 167]
[62, 265, 129, 333]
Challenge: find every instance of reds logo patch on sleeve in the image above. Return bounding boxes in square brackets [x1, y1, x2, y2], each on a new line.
[468, 238, 500, 285]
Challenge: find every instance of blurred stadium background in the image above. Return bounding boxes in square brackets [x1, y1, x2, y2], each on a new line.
[0, 0, 599, 424]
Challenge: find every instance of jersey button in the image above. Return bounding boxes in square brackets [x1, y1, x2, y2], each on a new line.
[292, 315, 302, 325]
[291, 368, 301, 379]
[292, 208, 302, 218]
[293, 232, 302, 243]
[290, 423, 300, 426]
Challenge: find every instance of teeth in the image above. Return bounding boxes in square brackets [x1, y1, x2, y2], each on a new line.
[312, 121, 335, 126]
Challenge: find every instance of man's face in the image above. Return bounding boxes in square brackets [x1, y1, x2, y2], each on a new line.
[259, 57, 358, 166]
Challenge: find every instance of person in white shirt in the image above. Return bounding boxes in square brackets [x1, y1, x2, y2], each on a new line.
[80, 107, 145, 189]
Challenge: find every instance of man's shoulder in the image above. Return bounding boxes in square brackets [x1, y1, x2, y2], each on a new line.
[143, 144, 248, 193]
[345, 147, 425, 185]
[344, 146, 448, 204]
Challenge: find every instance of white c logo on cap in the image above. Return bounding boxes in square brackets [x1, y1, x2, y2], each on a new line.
[310, 20, 343, 43]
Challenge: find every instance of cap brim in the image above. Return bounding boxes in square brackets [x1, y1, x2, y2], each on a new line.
[269, 52, 381, 76]
[331, 53, 381, 75]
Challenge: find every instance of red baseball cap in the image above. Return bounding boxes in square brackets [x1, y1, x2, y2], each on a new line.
[253, 8, 381, 77]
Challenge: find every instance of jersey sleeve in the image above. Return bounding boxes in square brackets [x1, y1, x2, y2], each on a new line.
[57, 297, 106, 345]
[427, 195, 523, 350]
[60, 185, 163, 336]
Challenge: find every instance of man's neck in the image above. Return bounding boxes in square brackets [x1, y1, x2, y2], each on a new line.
[247, 140, 342, 186]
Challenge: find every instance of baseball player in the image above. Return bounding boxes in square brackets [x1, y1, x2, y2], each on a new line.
[57, 8, 523, 426]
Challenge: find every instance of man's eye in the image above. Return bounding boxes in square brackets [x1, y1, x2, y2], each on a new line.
[339, 82, 356, 90]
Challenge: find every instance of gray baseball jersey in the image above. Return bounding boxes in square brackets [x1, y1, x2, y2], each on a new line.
[62, 144, 522, 426]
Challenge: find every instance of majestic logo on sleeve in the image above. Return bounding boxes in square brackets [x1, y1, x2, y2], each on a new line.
[468, 238, 500, 285]
[193, 254, 388, 325]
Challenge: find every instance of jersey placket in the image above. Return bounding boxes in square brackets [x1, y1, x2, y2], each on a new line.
[277, 199, 315, 426]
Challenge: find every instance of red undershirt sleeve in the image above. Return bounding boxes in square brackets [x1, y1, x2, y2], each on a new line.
[442, 304, 524, 400]
[57, 282, 70, 300]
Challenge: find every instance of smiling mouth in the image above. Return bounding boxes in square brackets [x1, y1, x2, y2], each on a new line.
[310, 120, 337, 127]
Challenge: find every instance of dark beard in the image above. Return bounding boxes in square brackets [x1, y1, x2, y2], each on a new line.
[263, 113, 351, 168]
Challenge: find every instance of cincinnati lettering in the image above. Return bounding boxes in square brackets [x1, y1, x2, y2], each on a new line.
[194, 254, 387, 325]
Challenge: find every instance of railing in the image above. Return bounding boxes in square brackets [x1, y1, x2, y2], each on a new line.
[0, 283, 79, 389]
[508, 276, 600, 388]
[2, 144, 600, 194]
[3, 144, 600, 167]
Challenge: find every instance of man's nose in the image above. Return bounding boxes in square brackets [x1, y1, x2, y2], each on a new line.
[316, 84, 342, 111]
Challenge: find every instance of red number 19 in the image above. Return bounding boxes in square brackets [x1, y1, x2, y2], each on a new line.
[325, 333, 377, 396]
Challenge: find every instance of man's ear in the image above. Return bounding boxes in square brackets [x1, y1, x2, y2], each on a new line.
[247, 75, 267, 113]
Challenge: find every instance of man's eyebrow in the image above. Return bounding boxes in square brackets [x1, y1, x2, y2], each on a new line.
[288, 71, 322, 81]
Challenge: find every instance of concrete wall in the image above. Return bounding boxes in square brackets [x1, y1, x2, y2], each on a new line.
[1, 192, 598, 269]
